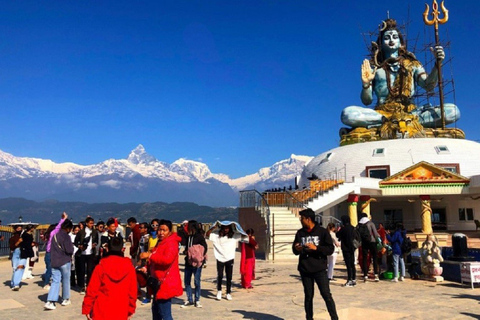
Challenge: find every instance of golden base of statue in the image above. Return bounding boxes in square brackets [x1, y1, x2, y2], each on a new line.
[339, 114, 465, 146]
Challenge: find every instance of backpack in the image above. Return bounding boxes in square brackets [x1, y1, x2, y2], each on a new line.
[187, 244, 205, 267]
[401, 235, 412, 254]
[352, 228, 362, 249]
[357, 223, 371, 242]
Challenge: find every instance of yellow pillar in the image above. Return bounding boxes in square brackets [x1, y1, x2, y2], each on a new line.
[420, 195, 433, 235]
[359, 196, 376, 219]
[347, 194, 359, 227]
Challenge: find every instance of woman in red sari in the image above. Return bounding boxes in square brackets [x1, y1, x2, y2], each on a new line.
[240, 229, 258, 289]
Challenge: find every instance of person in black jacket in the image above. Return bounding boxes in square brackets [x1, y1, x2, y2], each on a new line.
[336, 215, 356, 287]
[292, 208, 338, 320]
[74, 217, 99, 294]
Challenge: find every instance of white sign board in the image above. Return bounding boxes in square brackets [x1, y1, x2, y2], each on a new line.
[460, 262, 480, 289]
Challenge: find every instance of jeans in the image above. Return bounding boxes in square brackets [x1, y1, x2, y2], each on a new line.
[11, 248, 26, 287]
[43, 251, 52, 286]
[184, 264, 203, 303]
[392, 254, 405, 279]
[216, 259, 234, 294]
[342, 250, 356, 281]
[47, 262, 71, 302]
[152, 298, 173, 320]
[300, 270, 338, 320]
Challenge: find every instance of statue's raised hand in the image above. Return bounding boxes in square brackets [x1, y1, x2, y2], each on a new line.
[361, 59, 375, 86]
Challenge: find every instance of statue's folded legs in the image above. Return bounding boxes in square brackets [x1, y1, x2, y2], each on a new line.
[341, 103, 460, 129]
[412, 103, 460, 128]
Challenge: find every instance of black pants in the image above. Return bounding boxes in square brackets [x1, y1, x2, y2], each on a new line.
[76, 254, 95, 288]
[362, 241, 379, 276]
[343, 250, 356, 281]
[216, 259, 234, 294]
[300, 270, 338, 320]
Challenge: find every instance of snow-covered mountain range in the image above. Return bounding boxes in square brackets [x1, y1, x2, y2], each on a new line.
[0, 145, 312, 206]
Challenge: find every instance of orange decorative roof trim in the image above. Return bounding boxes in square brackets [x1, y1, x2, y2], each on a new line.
[379, 161, 469, 186]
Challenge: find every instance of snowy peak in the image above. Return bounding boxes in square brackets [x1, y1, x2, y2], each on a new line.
[127, 144, 157, 165]
[170, 158, 213, 182]
[227, 154, 313, 190]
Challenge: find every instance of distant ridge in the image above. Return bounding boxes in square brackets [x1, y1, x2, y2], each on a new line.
[0, 197, 237, 224]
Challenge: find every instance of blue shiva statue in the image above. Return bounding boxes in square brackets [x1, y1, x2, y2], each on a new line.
[341, 19, 460, 129]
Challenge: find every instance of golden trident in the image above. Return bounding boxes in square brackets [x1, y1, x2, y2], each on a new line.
[423, 0, 449, 130]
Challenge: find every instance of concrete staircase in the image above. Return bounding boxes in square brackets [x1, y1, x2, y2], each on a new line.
[306, 182, 356, 213]
[267, 206, 301, 260]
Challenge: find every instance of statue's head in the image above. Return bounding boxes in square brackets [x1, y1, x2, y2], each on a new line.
[374, 19, 408, 63]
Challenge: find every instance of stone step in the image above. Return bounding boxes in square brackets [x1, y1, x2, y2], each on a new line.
[272, 229, 297, 235]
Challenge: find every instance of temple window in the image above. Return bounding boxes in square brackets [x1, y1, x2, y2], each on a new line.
[366, 165, 390, 179]
[458, 208, 474, 221]
[320, 153, 333, 164]
[372, 148, 385, 157]
[435, 145, 450, 154]
[435, 163, 460, 174]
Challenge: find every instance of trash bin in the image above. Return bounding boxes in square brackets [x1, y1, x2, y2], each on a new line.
[452, 233, 468, 257]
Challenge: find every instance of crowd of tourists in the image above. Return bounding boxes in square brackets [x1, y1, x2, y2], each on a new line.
[7, 206, 411, 320]
[8, 214, 258, 320]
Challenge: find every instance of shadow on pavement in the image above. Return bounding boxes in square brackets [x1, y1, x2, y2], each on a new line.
[232, 309, 284, 320]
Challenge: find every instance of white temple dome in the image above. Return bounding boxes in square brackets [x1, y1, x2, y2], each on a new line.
[299, 138, 480, 186]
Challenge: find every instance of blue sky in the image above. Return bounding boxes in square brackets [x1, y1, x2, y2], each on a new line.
[1, 1, 479, 178]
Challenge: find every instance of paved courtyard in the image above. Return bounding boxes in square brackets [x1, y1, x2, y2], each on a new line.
[1, 243, 479, 320]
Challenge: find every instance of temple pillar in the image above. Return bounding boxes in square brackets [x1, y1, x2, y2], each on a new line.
[347, 194, 359, 227]
[420, 195, 433, 235]
[359, 195, 376, 219]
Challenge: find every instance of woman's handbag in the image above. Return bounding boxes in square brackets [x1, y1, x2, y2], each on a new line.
[146, 275, 161, 295]
[146, 253, 177, 296]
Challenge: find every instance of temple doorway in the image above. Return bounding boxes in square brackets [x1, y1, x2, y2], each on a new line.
[383, 208, 403, 228]
[432, 208, 447, 231]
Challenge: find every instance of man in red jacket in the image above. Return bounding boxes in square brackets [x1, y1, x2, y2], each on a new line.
[82, 237, 137, 320]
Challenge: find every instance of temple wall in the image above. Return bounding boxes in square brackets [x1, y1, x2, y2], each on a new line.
[238, 207, 267, 257]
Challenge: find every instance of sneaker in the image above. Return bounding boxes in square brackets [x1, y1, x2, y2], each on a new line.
[12, 286, 20, 291]
[374, 275, 380, 282]
[343, 281, 353, 287]
[141, 298, 151, 305]
[399, 276, 405, 281]
[181, 301, 194, 308]
[391, 278, 398, 283]
[226, 293, 232, 301]
[80, 288, 86, 295]
[352, 280, 357, 287]
[44, 301, 56, 310]
[195, 301, 203, 308]
[216, 291, 222, 301]
[363, 276, 368, 283]
[61, 299, 71, 306]
[43, 285, 50, 291]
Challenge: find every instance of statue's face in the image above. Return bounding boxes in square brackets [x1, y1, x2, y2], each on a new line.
[382, 30, 401, 52]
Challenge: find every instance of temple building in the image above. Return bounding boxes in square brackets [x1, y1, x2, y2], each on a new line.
[239, 13, 480, 260]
